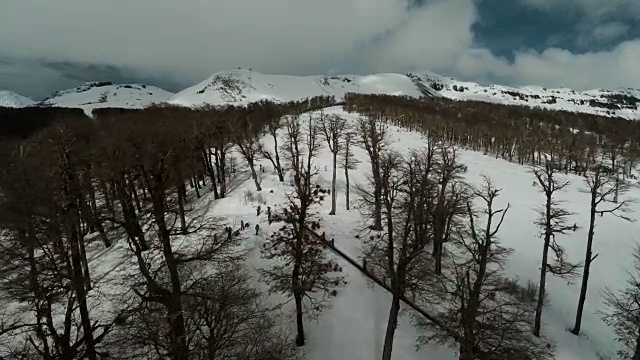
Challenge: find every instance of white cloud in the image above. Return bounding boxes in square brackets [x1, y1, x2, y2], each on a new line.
[0, 0, 412, 82]
[0, 0, 639, 95]
[455, 40, 640, 90]
[363, 0, 477, 73]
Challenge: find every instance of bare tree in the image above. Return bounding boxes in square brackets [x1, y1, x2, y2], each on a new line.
[416, 177, 553, 360]
[259, 116, 285, 182]
[601, 245, 640, 360]
[339, 130, 360, 211]
[319, 113, 348, 215]
[532, 162, 581, 337]
[431, 143, 468, 275]
[234, 127, 262, 192]
[572, 164, 634, 335]
[262, 115, 345, 347]
[357, 115, 390, 230]
[361, 148, 442, 360]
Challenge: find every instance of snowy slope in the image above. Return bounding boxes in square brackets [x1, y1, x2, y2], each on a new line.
[10, 105, 634, 359]
[170, 69, 640, 120]
[187, 106, 638, 359]
[286, 107, 639, 359]
[412, 72, 640, 120]
[38, 82, 173, 116]
[0, 90, 35, 108]
[168, 69, 431, 107]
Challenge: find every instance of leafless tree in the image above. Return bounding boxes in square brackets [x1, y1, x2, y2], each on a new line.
[258, 116, 285, 182]
[416, 177, 553, 360]
[357, 115, 390, 230]
[319, 112, 348, 215]
[601, 244, 640, 360]
[431, 143, 469, 275]
[262, 115, 345, 347]
[234, 127, 262, 192]
[361, 148, 443, 360]
[532, 161, 582, 337]
[339, 130, 360, 211]
[572, 164, 634, 335]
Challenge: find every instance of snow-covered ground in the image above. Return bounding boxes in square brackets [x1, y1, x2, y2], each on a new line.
[65, 105, 638, 359]
[5, 103, 633, 358]
[0, 90, 35, 108]
[256, 107, 637, 360]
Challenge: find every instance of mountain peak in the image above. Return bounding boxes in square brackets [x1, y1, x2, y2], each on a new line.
[0, 90, 36, 108]
[38, 83, 174, 116]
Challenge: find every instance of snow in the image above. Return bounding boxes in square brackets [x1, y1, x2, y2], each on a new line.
[38, 82, 173, 116]
[226, 106, 637, 359]
[0, 90, 35, 108]
[4, 103, 639, 357]
[169, 69, 640, 120]
[50, 105, 636, 359]
[168, 69, 427, 107]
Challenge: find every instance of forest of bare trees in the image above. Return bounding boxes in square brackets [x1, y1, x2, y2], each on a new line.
[1, 90, 640, 360]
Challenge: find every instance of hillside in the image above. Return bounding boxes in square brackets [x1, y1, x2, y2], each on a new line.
[169, 69, 640, 120]
[213, 107, 637, 360]
[168, 69, 430, 107]
[1, 98, 638, 359]
[37, 81, 173, 116]
[0, 90, 35, 108]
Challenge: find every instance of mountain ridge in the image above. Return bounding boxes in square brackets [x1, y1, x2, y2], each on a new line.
[168, 69, 640, 119]
[7, 69, 640, 119]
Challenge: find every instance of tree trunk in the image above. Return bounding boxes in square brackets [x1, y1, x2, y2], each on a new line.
[151, 188, 189, 359]
[249, 160, 262, 191]
[294, 292, 305, 346]
[381, 295, 401, 360]
[572, 196, 597, 335]
[87, 183, 111, 248]
[128, 176, 142, 213]
[78, 221, 92, 292]
[534, 234, 550, 337]
[373, 175, 382, 230]
[99, 179, 116, 221]
[345, 167, 351, 210]
[274, 137, 284, 182]
[330, 152, 337, 215]
[177, 183, 187, 234]
[69, 225, 97, 360]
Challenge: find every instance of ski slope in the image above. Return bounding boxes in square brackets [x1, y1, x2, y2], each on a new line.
[0, 90, 35, 108]
[168, 69, 640, 120]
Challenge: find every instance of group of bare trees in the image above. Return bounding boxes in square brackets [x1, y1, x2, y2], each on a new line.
[343, 94, 640, 359]
[0, 98, 337, 359]
[351, 114, 551, 359]
[261, 114, 345, 346]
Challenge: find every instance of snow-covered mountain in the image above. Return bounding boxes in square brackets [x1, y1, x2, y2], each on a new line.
[38, 82, 173, 116]
[168, 69, 429, 107]
[0, 90, 36, 108]
[5, 69, 639, 119]
[169, 69, 640, 120]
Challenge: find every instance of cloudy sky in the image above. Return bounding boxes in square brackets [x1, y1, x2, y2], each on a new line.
[1, 0, 639, 99]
